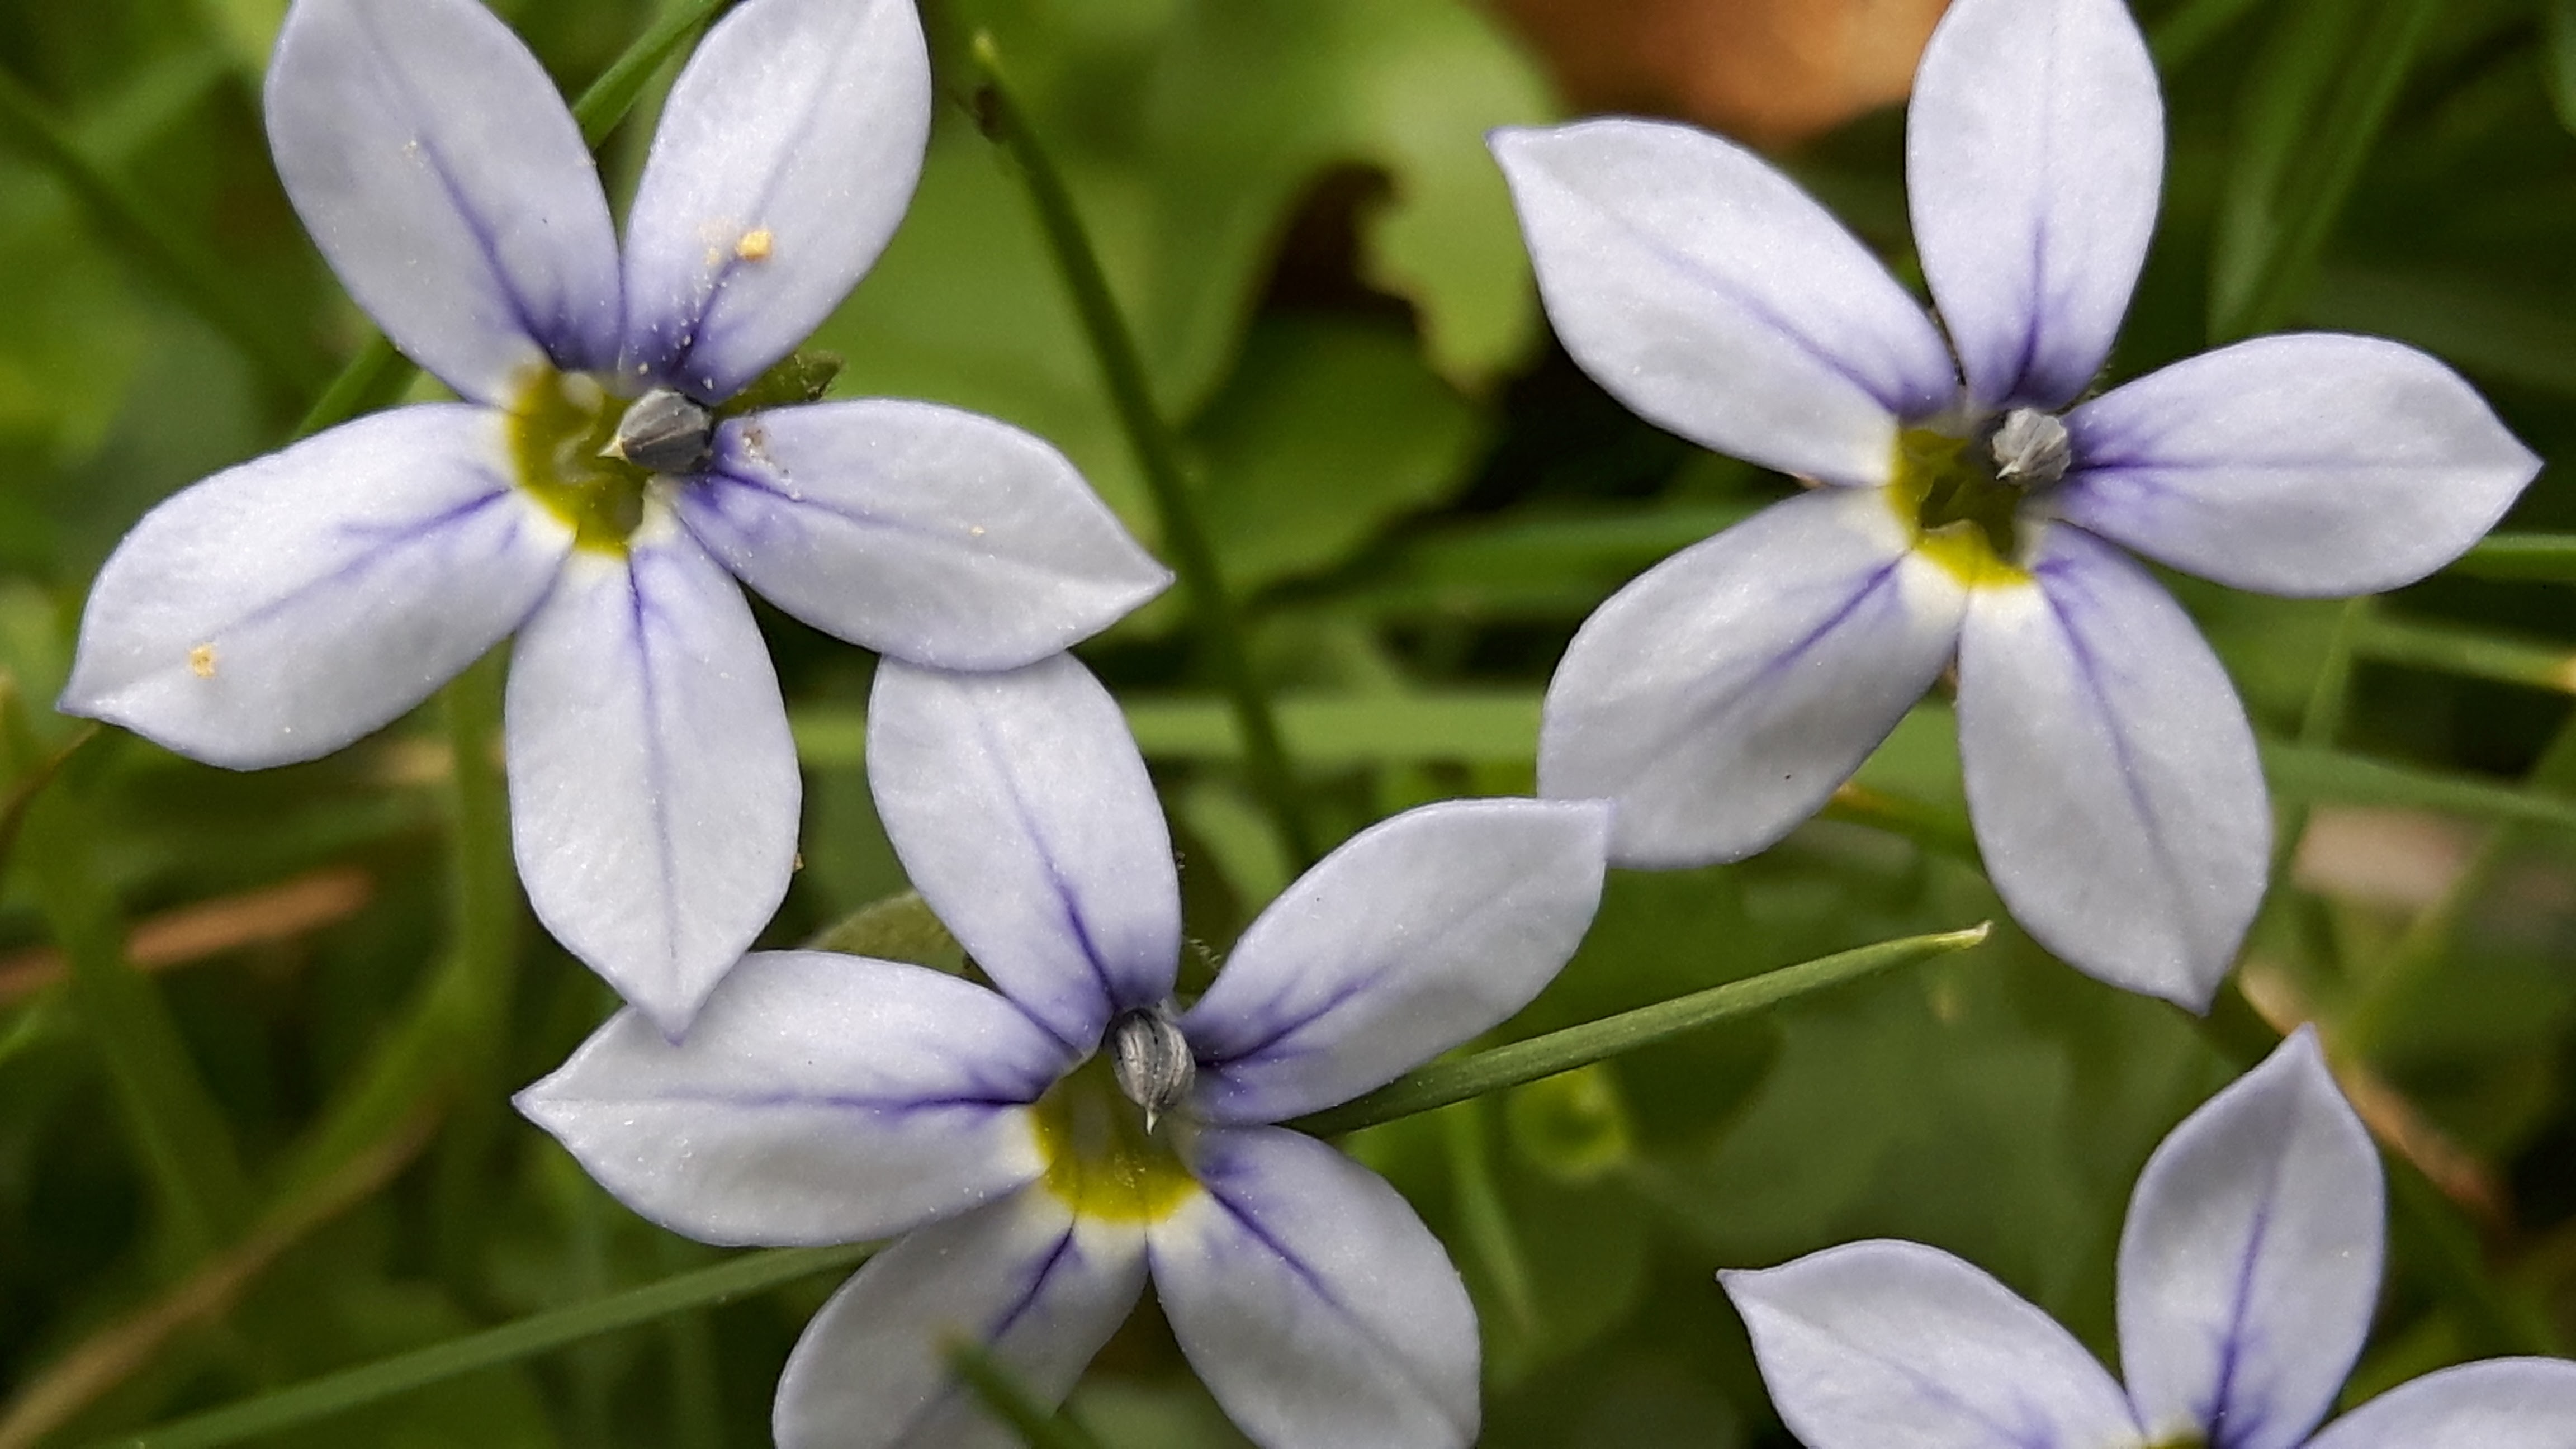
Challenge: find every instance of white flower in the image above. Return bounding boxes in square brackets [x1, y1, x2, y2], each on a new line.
[518, 654, 1612, 1448]
[1723, 1030, 2576, 1448]
[1493, 0, 2540, 1007]
[60, 0, 1169, 1033]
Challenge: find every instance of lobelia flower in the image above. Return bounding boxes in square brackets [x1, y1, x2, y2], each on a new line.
[58, 0, 1169, 1035]
[1491, 0, 2540, 1007]
[517, 652, 1612, 1448]
[1721, 1029, 2576, 1449]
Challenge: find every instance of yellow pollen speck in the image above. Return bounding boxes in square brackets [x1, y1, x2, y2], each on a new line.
[187, 644, 216, 679]
[734, 228, 774, 262]
[968, 524, 987, 537]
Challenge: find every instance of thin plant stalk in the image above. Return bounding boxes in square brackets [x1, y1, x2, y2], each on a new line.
[965, 30, 1319, 868]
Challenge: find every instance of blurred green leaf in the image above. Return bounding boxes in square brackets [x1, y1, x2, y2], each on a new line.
[2307, 266, 2576, 399]
[100, 1245, 873, 1449]
[1194, 315, 1482, 594]
[2450, 532, 2576, 585]
[793, 691, 1540, 769]
[1505, 1064, 1635, 1186]
[2209, 0, 2441, 340]
[2548, 0, 2576, 136]
[799, 890, 964, 973]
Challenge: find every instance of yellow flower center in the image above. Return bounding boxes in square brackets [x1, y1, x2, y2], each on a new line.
[1029, 1051, 1199, 1223]
[1886, 424, 2038, 588]
[506, 366, 654, 553]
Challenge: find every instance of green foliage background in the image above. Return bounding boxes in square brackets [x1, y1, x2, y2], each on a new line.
[1, 0, 2574, 1443]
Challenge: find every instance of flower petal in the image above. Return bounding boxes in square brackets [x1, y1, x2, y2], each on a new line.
[774, 1187, 1148, 1449]
[2304, 1360, 2576, 1449]
[1957, 525, 2269, 1007]
[2057, 334, 2541, 596]
[1537, 486, 1968, 868]
[2118, 1029, 2383, 1449]
[1491, 120, 1954, 487]
[621, 0, 931, 400]
[517, 951, 1063, 1247]
[1150, 1126, 1479, 1449]
[266, 0, 621, 401]
[867, 656, 1178, 1048]
[62, 405, 566, 768]
[1907, 0, 2162, 411]
[1721, 1240, 2142, 1449]
[505, 517, 798, 1035]
[678, 402, 1168, 670]
[1182, 799, 1608, 1126]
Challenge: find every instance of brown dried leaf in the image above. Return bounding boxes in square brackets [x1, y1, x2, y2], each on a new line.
[1491, 0, 1950, 146]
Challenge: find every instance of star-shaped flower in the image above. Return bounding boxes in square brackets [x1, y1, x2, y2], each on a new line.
[517, 653, 1611, 1448]
[1723, 1029, 2576, 1448]
[60, 0, 1169, 1033]
[1493, 0, 2540, 1006]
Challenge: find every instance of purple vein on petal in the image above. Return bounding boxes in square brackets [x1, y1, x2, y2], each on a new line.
[345, 2, 596, 371]
[217, 487, 534, 645]
[1583, 203, 1942, 422]
[963, 703, 1124, 1030]
[2033, 540, 2177, 884]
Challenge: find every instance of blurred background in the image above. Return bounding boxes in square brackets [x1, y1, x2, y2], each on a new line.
[2, 0, 2574, 1443]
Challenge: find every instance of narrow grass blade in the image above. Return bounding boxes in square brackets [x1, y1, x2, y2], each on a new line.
[1291, 925, 1992, 1137]
[2208, 0, 2441, 341]
[95, 1245, 873, 1449]
[1, 700, 253, 1259]
[947, 1344, 1110, 1449]
[0, 68, 325, 398]
[2449, 533, 2576, 585]
[965, 30, 1316, 868]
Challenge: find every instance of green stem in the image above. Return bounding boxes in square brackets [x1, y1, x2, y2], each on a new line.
[2271, 596, 2369, 886]
[2340, 712, 2576, 1058]
[0, 722, 98, 883]
[292, 0, 737, 439]
[1, 703, 253, 1260]
[965, 31, 1318, 869]
[429, 653, 519, 1287]
[2354, 613, 2576, 697]
[291, 334, 410, 441]
[2451, 531, 2576, 585]
[1290, 924, 1991, 1137]
[0, 67, 326, 401]
[94, 1245, 869, 1449]
[947, 1344, 1110, 1449]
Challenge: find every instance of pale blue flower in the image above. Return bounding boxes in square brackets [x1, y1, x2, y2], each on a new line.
[59, 0, 1169, 1034]
[1493, 0, 2540, 1007]
[1723, 1030, 2576, 1448]
[517, 653, 1611, 1448]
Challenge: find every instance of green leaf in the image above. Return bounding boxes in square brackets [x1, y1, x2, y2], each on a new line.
[1191, 315, 1483, 594]
[2353, 614, 2576, 697]
[2449, 532, 2576, 585]
[2261, 739, 2576, 834]
[97, 1246, 872, 1449]
[949, 1343, 1110, 1449]
[2305, 266, 2576, 400]
[1504, 1064, 1635, 1186]
[1106, 0, 1552, 394]
[2, 695, 253, 1260]
[2547, 0, 2576, 136]
[2208, 0, 2442, 340]
[790, 690, 1542, 770]
[799, 890, 965, 972]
